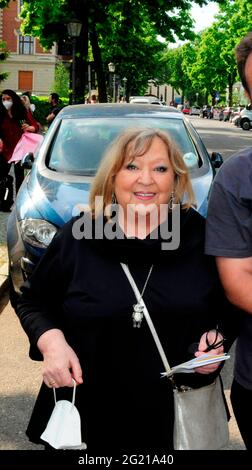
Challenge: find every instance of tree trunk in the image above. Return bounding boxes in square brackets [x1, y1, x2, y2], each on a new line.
[90, 27, 107, 103]
[74, 14, 89, 104]
[67, 0, 89, 104]
[228, 72, 236, 107]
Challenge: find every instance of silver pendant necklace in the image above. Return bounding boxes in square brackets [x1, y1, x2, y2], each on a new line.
[131, 265, 154, 328]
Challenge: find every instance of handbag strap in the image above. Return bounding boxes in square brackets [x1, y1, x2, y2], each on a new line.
[121, 263, 172, 377]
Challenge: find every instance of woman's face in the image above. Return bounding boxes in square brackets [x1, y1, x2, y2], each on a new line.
[114, 136, 175, 225]
[2, 94, 13, 110]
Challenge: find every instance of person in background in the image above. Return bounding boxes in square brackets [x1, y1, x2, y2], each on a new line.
[15, 128, 237, 452]
[21, 95, 42, 135]
[46, 93, 62, 127]
[21, 95, 34, 119]
[22, 91, 36, 113]
[0, 89, 39, 204]
[90, 94, 97, 104]
[205, 31, 252, 450]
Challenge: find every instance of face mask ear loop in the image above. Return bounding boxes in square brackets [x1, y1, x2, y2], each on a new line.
[71, 378, 76, 409]
[52, 378, 76, 407]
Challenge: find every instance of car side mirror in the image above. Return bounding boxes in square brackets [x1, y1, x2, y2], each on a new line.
[21, 152, 34, 169]
[211, 152, 223, 169]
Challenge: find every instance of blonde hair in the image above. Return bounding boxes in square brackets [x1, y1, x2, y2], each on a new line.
[89, 127, 196, 217]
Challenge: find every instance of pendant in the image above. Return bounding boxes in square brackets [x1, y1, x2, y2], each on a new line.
[132, 303, 144, 328]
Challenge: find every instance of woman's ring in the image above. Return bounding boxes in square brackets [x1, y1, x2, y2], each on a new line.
[49, 380, 56, 386]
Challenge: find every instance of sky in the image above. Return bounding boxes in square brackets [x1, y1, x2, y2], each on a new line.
[165, 1, 219, 47]
[191, 1, 219, 33]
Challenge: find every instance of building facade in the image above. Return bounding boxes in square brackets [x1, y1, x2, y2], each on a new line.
[0, 0, 56, 95]
[147, 81, 181, 106]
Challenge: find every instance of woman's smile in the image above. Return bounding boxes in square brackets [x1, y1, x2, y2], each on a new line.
[133, 191, 156, 201]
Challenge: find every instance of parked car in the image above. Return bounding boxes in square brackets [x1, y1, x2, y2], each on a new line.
[190, 106, 201, 116]
[7, 103, 223, 303]
[223, 107, 232, 121]
[129, 96, 163, 105]
[182, 106, 191, 115]
[176, 104, 183, 111]
[239, 105, 252, 130]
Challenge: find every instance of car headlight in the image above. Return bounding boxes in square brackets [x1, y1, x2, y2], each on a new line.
[19, 219, 58, 248]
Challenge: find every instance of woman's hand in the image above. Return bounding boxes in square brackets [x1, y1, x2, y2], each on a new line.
[37, 328, 83, 388]
[0, 139, 3, 152]
[21, 123, 35, 132]
[194, 330, 224, 375]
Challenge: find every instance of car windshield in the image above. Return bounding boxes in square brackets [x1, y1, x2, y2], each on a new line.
[47, 117, 199, 176]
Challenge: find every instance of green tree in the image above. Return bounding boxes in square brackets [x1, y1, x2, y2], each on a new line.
[215, 0, 252, 105]
[52, 62, 70, 99]
[0, 0, 226, 101]
[188, 0, 252, 106]
[0, 40, 9, 84]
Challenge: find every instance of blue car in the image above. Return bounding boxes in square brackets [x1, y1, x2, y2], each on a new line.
[7, 103, 222, 303]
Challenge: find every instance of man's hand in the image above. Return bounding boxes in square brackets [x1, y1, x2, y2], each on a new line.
[194, 330, 224, 374]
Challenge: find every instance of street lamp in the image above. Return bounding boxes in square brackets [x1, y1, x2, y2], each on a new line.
[108, 62, 116, 102]
[122, 77, 127, 100]
[67, 19, 82, 104]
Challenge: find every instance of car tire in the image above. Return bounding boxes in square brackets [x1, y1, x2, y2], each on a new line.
[241, 119, 251, 131]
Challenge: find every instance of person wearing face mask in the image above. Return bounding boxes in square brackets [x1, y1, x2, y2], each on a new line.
[0, 89, 39, 207]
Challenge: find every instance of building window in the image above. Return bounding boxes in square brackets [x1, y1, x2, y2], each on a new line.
[19, 35, 34, 55]
[18, 71, 33, 91]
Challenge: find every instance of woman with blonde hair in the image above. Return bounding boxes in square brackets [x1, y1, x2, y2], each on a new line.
[16, 127, 236, 452]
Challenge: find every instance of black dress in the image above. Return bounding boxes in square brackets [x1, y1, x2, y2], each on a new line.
[16, 207, 237, 452]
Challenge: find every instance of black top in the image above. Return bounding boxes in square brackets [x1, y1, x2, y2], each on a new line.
[47, 105, 62, 127]
[16, 207, 237, 451]
[206, 148, 252, 390]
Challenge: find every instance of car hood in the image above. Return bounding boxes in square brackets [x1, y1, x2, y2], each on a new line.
[17, 168, 91, 227]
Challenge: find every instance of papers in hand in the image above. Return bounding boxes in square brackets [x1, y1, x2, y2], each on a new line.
[161, 353, 230, 377]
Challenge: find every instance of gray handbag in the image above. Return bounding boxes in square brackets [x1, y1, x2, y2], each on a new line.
[173, 376, 229, 450]
[121, 263, 229, 450]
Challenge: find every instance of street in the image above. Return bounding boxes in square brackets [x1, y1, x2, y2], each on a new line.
[190, 114, 252, 160]
[0, 117, 250, 453]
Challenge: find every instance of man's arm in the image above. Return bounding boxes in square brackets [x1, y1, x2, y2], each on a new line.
[216, 256, 252, 314]
[46, 112, 55, 123]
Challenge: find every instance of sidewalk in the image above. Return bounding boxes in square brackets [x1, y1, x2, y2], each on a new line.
[0, 211, 9, 296]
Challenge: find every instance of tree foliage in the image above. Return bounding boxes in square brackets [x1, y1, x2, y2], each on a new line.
[0, 40, 9, 84]
[161, 0, 252, 105]
[0, 0, 225, 101]
[2, 0, 249, 104]
[52, 62, 69, 98]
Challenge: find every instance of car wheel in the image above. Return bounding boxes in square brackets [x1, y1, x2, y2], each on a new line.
[241, 119, 251, 131]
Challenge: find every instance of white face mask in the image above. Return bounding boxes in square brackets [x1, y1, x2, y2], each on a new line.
[40, 379, 87, 450]
[2, 100, 13, 110]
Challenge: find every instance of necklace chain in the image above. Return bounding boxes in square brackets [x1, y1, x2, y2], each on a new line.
[139, 265, 154, 299]
[130, 264, 154, 328]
